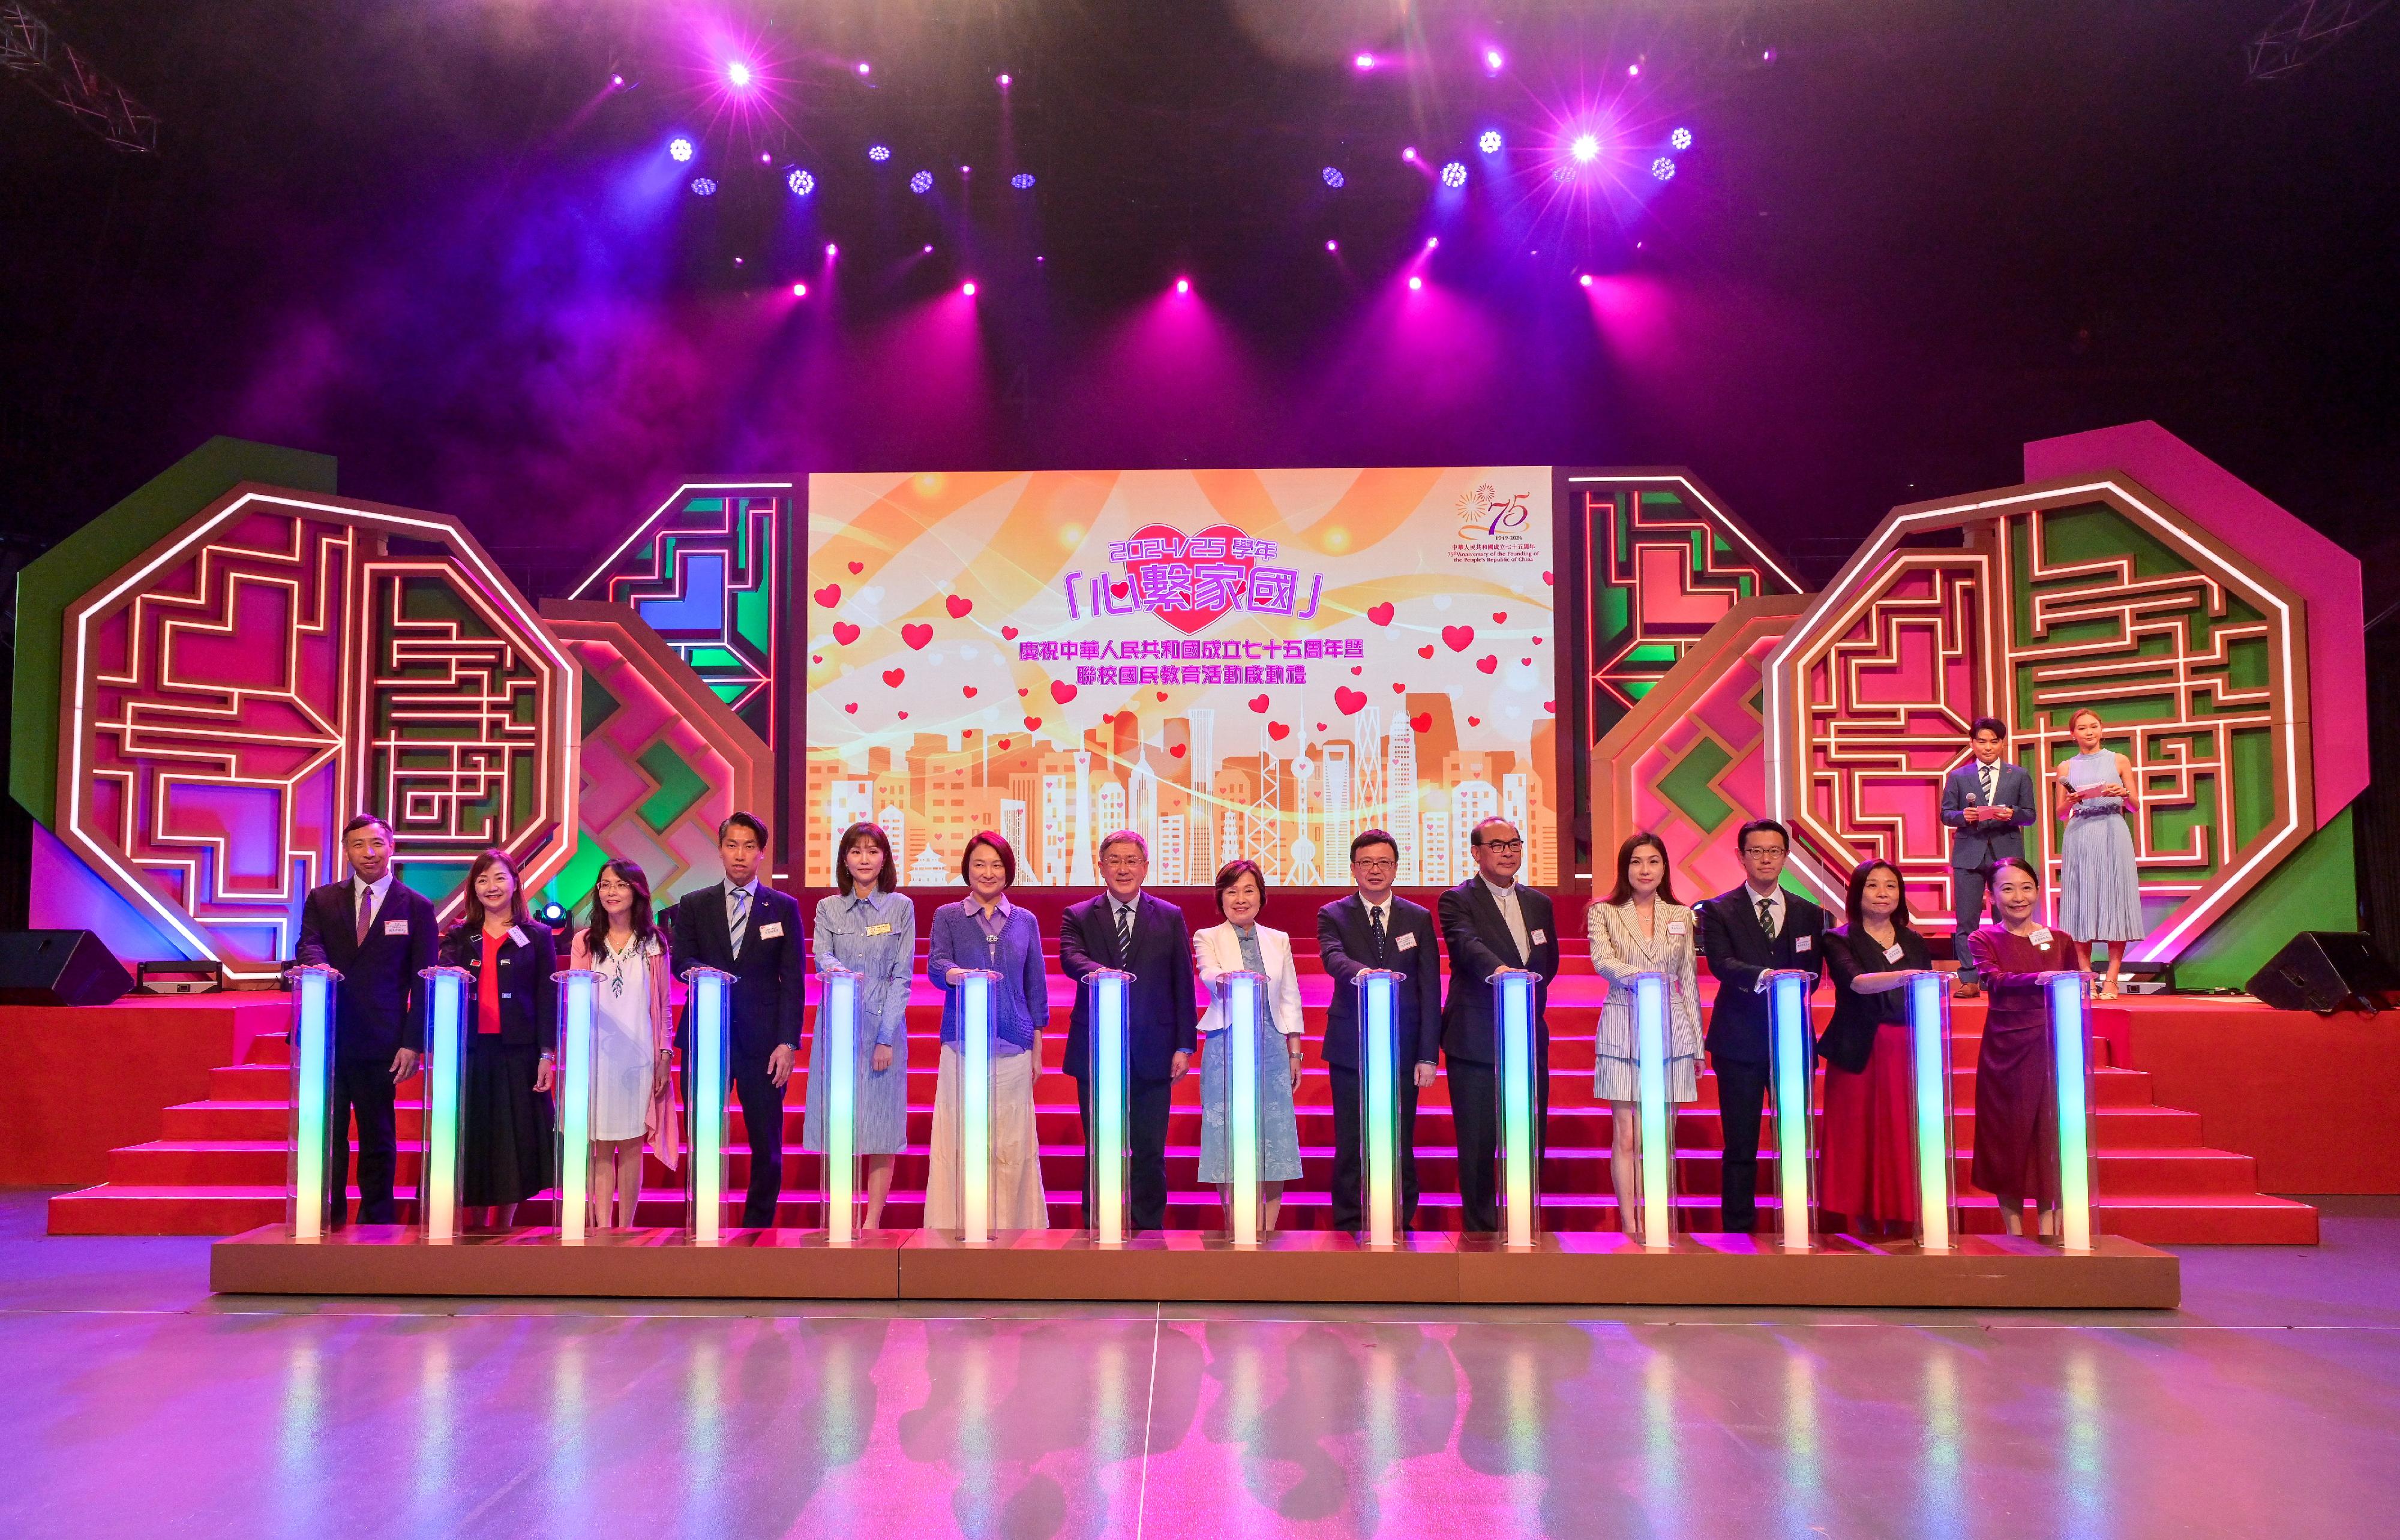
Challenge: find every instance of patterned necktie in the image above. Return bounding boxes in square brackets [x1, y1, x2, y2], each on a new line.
[1369, 903, 1387, 962]
[729, 886, 751, 959]
[1756, 896, 1778, 942]
[1981, 763, 1996, 805]
[1115, 902, 1134, 962]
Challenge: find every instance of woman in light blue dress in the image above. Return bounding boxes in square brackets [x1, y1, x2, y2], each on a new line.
[2054, 707, 2143, 999]
[805, 821, 913, 1228]
[1193, 860, 1305, 1232]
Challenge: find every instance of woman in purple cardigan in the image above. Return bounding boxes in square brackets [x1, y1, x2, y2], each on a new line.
[923, 829, 1051, 1230]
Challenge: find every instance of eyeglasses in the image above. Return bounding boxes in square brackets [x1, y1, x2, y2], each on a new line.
[1354, 858, 1397, 872]
[1741, 844, 1787, 857]
[1478, 839, 1525, 854]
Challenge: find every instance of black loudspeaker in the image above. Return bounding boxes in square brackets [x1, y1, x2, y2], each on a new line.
[0, 929, 134, 1007]
[2246, 931, 2400, 1015]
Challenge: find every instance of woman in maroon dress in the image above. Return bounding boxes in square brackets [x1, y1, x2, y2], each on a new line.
[1966, 857, 2086, 1238]
[1820, 860, 1936, 1238]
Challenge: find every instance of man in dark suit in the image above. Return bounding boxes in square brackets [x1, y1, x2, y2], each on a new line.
[1319, 828, 1444, 1232]
[1696, 817, 1828, 1234]
[1061, 829, 1197, 1232]
[1939, 716, 2038, 998]
[663, 812, 806, 1229]
[294, 813, 437, 1227]
[1439, 816, 1562, 1235]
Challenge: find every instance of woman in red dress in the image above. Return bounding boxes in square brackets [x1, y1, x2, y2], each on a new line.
[1820, 859, 1936, 1237]
[1966, 857, 2087, 1238]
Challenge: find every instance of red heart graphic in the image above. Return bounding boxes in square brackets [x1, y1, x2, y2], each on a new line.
[1268, 722, 1290, 742]
[1391, 682, 1406, 694]
[1367, 602, 1396, 626]
[1477, 655, 1498, 674]
[1335, 686, 1367, 714]
[847, 560, 864, 575]
[814, 583, 841, 608]
[1468, 715, 1481, 727]
[1247, 694, 1270, 713]
[1316, 722, 1327, 731]
[1120, 521, 1258, 635]
[1018, 688, 1029, 697]
[1542, 700, 1555, 713]
[1051, 680, 1078, 704]
[1101, 713, 1115, 724]
[844, 702, 858, 714]
[1417, 645, 1435, 660]
[1169, 743, 1187, 758]
[962, 685, 979, 698]
[962, 727, 976, 736]
[1111, 581, 1129, 599]
[1411, 712, 1432, 733]
[1533, 635, 1544, 646]
[1001, 626, 1019, 640]
[1024, 716, 1042, 731]
[832, 622, 860, 646]
[1541, 570, 1553, 585]
[1156, 691, 1168, 701]
[902, 623, 934, 650]
[1350, 666, 1363, 676]
[1442, 625, 1475, 652]
[898, 710, 908, 719]
[1520, 658, 1532, 667]
[946, 595, 973, 619]
[883, 667, 906, 686]
[997, 737, 1012, 750]
[811, 654, 823, 665]
[1492, 610, 1508, 625]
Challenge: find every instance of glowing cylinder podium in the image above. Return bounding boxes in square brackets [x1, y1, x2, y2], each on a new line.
[1084, 968, 1135, 1245]
[1630, 971, 1674, 1250]
[552, 968, 599, 1244]
[1352, 968, 1406, 1248]
[815, 962, 865, 1244]
[1760, 968, 1816, 1252]
[934, 968, 1005, 1244]
[1904, 970, 1959, 1253]
[284, 964, 341, 1240]
[1211, 969, 1270, 1248]
[683, 966, 734, 1245]
[1493, 969, 1541, 1250]
[2045, 971, 2099, 1253]
[416, 965, 471, 1242]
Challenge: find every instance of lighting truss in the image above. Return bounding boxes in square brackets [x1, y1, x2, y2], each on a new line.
[0, 2, 160, 153]
[2246, 0, 2390, 79]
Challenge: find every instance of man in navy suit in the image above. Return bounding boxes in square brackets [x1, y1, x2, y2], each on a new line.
[1060, 830, 1197, 1232]
[664, 813, 806, 1229]
[294, 813, 438, 1227]
[1939, 716, 2038, 998]
[1696, 818, 1828, 1234]
[1439, 817, 1562, 1235]
[1318, 828, 1444, 1232]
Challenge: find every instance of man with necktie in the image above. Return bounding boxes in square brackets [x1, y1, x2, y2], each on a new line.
[664, 813, 806, 1228]
[1938, 716, 2038, 998]
[294, 813, 437, 1227]
[1696, 818, 1828, 1234]
[1318, 828, 1444, 1232]
[1439, 817, 1562, 1235]
[1060, 830, 1197, 1231]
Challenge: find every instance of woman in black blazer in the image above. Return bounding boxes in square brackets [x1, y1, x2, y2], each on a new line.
[438, 848, 558, 1229]
[1819, 859, 1936, 1238]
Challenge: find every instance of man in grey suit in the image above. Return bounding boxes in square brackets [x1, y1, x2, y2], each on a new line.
[1939, 716, 2038, 998]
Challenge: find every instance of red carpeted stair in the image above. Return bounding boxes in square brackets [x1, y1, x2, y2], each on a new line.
[47, 932, 2319, 1242]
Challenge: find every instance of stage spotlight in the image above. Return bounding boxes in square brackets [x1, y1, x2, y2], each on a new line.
[962, 280, 977, 296]
[1651, 156, 1676, 181]
[691, 176, 717, 196]
[538, 902, 568, 927]
[1484, 48, 1505, 71]
[1440, 160, 1466, 188]
[610, 73, 625, 89]
[1175, 277, 1190, 294]
[825, 242, 838, 257]
[856, 61, 871, 77]
[997, 73, 1012, 88]
[1010, 172, 1036, 190]
[1571, 133, 1600, 164]
[910, 169, 932, 194]
[868, 143, 890, 162]
[788, 167, 814, 196]
[1407, 275, 1423, 291]
[1402, 146, 1417, 162]
[1627, 62, 1641, 79]
[1424, 236, 1439, 250]
[959, 164, 971, 176]
[1478, 129, 1502, 154]
[1354, 53, 1375, 71]
[1670, 126, 1693, 151]
[792, 282, 808, 297]
[923, 243, 934, 253]
[727, 60, 752, 89]
[1325, 239, 1338, 251]
[1322, 166, 1345, 188]
[668, 136, 694, 163]
[1578, 273, 1594, 287]
[757, 152, 770, 164]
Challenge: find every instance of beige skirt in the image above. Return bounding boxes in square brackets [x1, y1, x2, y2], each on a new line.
[923, 1041, 1049, 1231]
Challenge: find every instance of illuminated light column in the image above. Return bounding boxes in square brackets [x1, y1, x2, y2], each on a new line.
[1765, 969, 1814, 1252]
[1357, 969, 1402, 1248]
[1495, 969, 1538, 1249]
[419, 965, 470, 1243]
[287, 965, 337, 1241]
[961, 968, 999, 1244]
[1907, 971, 1955, 1253]
[822, 963, 861, 1245]
[1633, 972, 1672, 1250]
[1089, 968, 1133, 1245]
[686, 966, 733, 1245]
[2048, 971, 2096, 1253]
[555, 968, 598, 1244]
[1225, 970, 1267, 1247]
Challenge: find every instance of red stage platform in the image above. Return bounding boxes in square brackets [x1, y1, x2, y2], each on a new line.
[29, 921, 2359, 1245]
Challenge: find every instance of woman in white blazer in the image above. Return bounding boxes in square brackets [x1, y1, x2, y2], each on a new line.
[1586, 832, 1704, 1242]
[1194, 859, 1306, 1233]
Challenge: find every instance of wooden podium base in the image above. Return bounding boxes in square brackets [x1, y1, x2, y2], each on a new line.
[210, 1224, 2178, 1308]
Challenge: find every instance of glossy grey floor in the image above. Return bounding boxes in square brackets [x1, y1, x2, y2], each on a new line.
[5, 1193, 2399, 1538]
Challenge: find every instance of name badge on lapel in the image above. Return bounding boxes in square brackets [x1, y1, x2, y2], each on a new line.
[2031, 927, 2054, 950]
[758, 921, 785, 939]
[1395, 932, 1418, 952]
[865, 923, 893, 937]
[1795, 934, 1813, 953]
[1883, 943, 1906, 963]
[508, 926, 529, 948]
[1531, 929, 1548, 946]
[1667, 920, 1688, 936]
[382, 918, 409, 936]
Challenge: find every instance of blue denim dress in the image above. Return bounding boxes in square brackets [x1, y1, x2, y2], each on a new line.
[803, 889, 913, 1155]
[1198, 924, 1303, 1183]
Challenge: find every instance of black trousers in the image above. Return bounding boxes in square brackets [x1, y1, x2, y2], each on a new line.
[1074, 1070, 1174, 1231]
[1952, 866, 1993, 978]
[1328, 1061, 1424, 1232]
[1448, 1049, 1550, 1235]
[732, 1055, 787, 1229]
[1714, 1056, 1770, 1233]
[327, 1055, 398, 1227]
